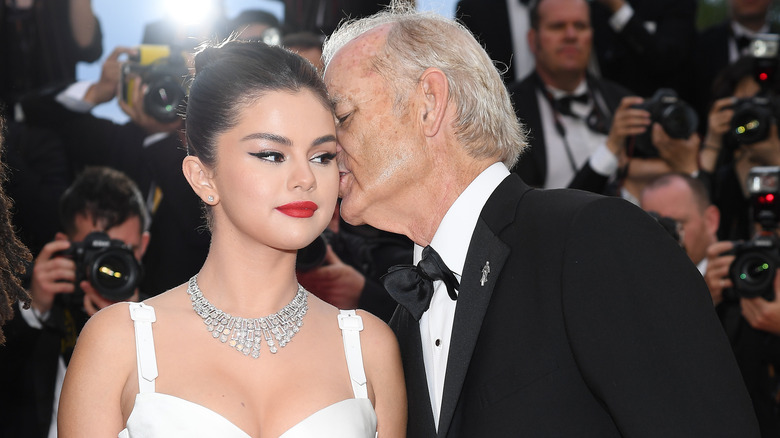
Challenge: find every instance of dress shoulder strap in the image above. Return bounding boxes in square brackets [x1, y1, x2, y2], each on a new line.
[128, 303, 159, 394]
[337, 310, 368, 399]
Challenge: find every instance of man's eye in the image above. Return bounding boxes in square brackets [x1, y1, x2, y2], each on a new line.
[312, 152, 336, 164]
[249, 151, 285, 162]
[337, 112, 351, 125]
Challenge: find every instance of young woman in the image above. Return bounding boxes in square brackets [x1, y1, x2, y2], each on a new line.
[58, 40, 406, 437]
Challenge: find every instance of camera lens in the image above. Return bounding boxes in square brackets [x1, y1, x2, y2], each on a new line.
[732, 106, 771, 144]
[89, 249, 140, 301]
[143, 77, 185, 123]
[731, 253, 775, 297]
[660, 103, 698, 139]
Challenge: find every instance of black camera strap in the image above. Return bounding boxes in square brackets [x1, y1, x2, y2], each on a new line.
[533, 73, 611, 175]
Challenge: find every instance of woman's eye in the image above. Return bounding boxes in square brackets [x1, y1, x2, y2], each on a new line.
[250, 151, 285, 163]
[312, 152, 336, 164]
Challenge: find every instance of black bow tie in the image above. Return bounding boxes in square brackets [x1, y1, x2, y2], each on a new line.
[554, 93, 590, 117]
[382, 245, 459, 321]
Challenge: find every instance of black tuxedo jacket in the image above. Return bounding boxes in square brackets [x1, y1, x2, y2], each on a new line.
[390, 175, 759, 437]
[509, 73, 630, 193]
[456, 0, 516, 85]
[590, 0, 697, 99]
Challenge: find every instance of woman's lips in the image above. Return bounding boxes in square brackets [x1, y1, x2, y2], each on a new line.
[276, 201, 318, 218]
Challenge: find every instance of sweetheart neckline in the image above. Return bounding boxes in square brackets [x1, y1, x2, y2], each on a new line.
[122, 392, 375, 437]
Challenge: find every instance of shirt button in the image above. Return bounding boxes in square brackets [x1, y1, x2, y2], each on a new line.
[435, 339, 441, 347]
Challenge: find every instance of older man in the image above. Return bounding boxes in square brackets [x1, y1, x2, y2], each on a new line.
[323, 3, 758, 437]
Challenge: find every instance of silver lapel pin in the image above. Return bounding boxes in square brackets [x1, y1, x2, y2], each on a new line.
[480, 261, 490, 286]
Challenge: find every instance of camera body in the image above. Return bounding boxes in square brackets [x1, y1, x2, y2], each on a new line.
[296, 229, 335, 271]
[631, 88, 699, 158]
[121, 45, 188, 124]
[728, 166, 780, 300]
[57, 231, 143, 302]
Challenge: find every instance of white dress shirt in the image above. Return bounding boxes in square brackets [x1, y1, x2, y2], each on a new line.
[418, 162, 510, 429]
[537, 80, 615, 189]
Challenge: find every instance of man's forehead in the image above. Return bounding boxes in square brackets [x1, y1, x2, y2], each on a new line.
[325, 24, 392, 78]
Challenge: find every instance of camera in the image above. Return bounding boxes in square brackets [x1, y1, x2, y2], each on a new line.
[56, 231, 143, 302]
[730, 95, 779, 144]
[121, 45, 188, 124]
[631, 88, 699, 158]
[728, 166, 780, 300]
[728, 34, 780, 145]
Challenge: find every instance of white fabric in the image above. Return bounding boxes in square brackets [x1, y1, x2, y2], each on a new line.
[120, 304, 376, 437]
[536, 82, 611, 189]
[338, 310, 368, 398]
[418, 162, 510, 429]
[506, 0, 534, 81]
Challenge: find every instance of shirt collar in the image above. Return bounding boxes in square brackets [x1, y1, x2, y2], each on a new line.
[414, 162, 511, 279]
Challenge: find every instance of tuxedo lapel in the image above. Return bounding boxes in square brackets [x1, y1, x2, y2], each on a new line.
[389, 307, 437, 436]
[436, 176, 527, 437]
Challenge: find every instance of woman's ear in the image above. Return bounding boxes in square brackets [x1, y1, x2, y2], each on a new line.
[182, 156, 218, 205]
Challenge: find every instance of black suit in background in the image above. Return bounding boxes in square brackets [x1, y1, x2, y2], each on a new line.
[509, 72, 630, 193]
[590, 0, 697, 99]
[391, 174, 759, 437]
[18, 87, 209, 296]
[456, 0, 518, 86]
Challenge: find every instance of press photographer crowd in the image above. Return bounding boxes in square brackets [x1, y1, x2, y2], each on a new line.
[0, 0, 779, 436]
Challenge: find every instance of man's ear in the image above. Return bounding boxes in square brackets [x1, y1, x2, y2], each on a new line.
[704, 204, 721, 236]
[418, 67, 450, 137]
[182, 156, 218, 205]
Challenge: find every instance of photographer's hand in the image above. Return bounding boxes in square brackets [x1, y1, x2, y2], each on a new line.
[703, 240, 736, 306]
[296, 245, 365, 309]
[84, 46, 137, 106]
[607, 96, 651, 158]
[29, 235, 77, 315]
[652, 123, 700, 175]
[700, 97, 735, 173]
[741, 270, 780, 335]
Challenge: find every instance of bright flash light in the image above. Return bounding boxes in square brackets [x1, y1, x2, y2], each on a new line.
[165, 0, 215, 26]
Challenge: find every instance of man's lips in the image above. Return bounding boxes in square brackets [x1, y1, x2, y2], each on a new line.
[276, 201, 318, 218]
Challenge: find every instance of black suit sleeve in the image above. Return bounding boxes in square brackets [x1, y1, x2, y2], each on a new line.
[561, 196, 759, 435]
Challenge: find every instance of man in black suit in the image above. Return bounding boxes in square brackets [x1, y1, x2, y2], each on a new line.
[456, 0, 535, 85]
[322, 3, 758, 437]
[510, 0, 700, 198]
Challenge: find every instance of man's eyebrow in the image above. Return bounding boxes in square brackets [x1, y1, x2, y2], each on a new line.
[240, 132, 292, 146]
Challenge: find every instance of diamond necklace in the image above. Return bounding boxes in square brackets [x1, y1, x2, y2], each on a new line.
[187, 274, 308, 359]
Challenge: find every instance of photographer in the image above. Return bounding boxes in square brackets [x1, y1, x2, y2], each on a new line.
[0, 166, 149, 438]
[703, 164, 780, 437]
[509, 0, 700, 200]
[16, 46, 209, 296]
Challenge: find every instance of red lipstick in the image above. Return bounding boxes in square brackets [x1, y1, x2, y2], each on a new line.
[277, 201, 318, 218]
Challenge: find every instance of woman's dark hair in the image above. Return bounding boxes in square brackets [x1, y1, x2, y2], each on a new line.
[0, 115, 32, 344]
[185, 39, 332, 169]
